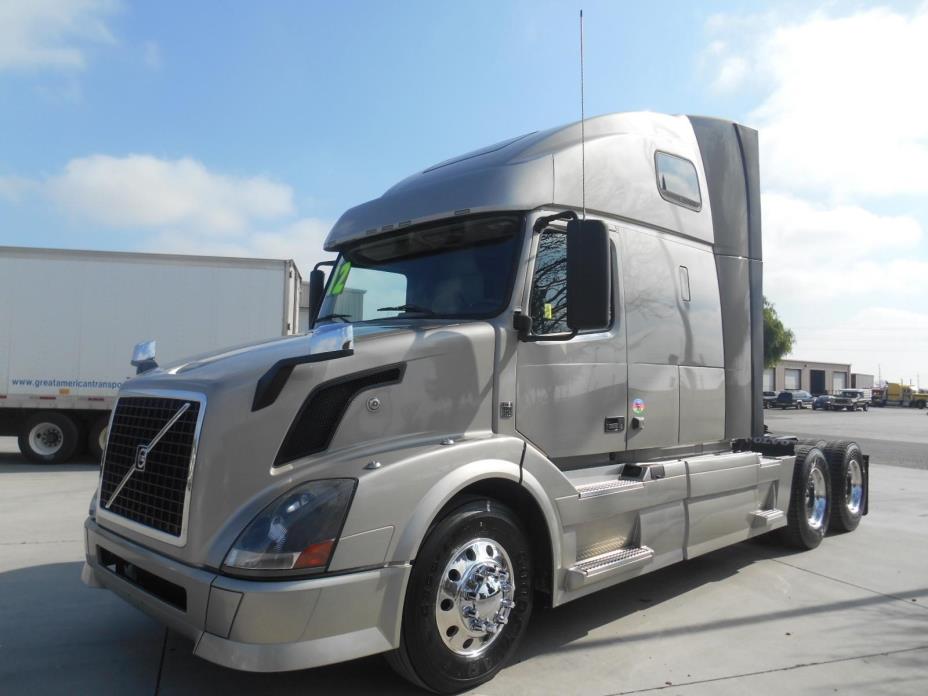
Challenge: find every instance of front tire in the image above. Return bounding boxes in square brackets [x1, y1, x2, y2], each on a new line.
[387, 499, 533, 693]
[779, 445, 831, 549]
[824, 441, 864, 533]
[18, 411, 81, 464]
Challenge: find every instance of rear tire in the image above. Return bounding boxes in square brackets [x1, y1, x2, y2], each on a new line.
[87, 415, 109, 463]
[779, 445, 831, 549]
[386, 499, 533, 694]
[824, 441, 864, 533]
[18, 412, 81, 464]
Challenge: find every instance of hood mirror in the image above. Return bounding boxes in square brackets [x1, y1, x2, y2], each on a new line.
[130, 340, 159, 374]
[309, 323, 353, 356]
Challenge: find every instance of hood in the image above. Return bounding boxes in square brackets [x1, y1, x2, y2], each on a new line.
[100, 319, 498, 569]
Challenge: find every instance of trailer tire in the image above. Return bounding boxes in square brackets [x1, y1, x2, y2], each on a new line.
[779, 445, 831, 549]
[386, 498, 532, 694]
[87, 415, 109, 463]
[824, 441, 864, 533]
[18, 412, 81, 464]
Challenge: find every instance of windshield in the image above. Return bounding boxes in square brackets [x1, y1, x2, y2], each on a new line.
[316, 215, 523, 325]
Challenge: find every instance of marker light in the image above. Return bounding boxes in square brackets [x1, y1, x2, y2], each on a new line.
[223, 479, 355, 575]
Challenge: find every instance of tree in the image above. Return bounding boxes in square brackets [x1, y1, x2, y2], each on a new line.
[763, 297, 795, 368]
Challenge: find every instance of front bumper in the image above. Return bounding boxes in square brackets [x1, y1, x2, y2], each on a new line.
[82, 518, 411, 672]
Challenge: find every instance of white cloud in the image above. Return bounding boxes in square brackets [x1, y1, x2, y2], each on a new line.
[709, 7, 928, 200]
[789, 307, 928, 384]
[0, 0, 118, 71]
[47, 154, 294, 234]
[706, 7, 928, 382]
[0, 175, 38, 202]
[142, 40, 161, 70]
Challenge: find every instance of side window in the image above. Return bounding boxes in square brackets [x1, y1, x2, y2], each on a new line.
[655, 152, 701, 210]
[529, 229, 616, 335]
[529, 230, 569, 335]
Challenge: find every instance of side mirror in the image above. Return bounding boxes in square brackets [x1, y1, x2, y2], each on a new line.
[566, 219, 610, 332]
[130, 340, 158, 375]
[308, 268, 326, 323]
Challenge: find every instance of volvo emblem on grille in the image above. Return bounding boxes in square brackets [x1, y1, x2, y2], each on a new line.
[105, 401, 191, 510]
[134, 444, 149, 471]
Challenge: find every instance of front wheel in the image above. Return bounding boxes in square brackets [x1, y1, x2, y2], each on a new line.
[387, 499, 533, 693]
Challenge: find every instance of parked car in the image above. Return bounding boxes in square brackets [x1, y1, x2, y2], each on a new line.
[812, 394, 833, 410]
[831, 389, 870, 411]
[776, 390, 813, 409]
[763, 390, 779, 409]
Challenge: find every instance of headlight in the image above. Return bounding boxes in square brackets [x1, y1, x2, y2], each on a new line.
[223, 479, 356, 575]
[89, 491, 98, 519]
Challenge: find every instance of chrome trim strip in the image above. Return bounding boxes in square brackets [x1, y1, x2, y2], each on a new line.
[95, 388, 207, 548]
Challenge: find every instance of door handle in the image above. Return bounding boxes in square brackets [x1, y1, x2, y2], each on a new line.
[631, 416, 645, 430]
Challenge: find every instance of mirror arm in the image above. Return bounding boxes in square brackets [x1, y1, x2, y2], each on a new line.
[533, 210, 577, 233]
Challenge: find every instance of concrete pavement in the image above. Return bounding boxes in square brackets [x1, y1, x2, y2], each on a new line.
[1, 420, 926, 695]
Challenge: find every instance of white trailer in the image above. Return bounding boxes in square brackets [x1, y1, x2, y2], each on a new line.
[0, 246, 302, 463]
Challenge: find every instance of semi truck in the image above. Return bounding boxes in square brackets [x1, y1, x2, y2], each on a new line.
[872, 382, 928, 408]
[81, 112, 869, 693]
[0, 247, 302, 463]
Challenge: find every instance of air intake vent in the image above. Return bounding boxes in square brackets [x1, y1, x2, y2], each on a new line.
[275, 365, 404, 466]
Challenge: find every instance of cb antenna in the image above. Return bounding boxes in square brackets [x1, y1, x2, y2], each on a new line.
[580, 9, 586, 220]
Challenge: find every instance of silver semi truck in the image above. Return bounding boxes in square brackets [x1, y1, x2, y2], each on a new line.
[81, 112, 869, 693]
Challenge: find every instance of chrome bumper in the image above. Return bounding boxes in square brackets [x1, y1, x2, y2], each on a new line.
[82, 518, 411, 672]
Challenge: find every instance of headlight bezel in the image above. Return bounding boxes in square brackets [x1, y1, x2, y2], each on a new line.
[221, 478, 357, 579]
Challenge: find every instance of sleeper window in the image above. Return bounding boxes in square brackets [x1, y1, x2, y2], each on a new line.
[655, 152, 701, 210]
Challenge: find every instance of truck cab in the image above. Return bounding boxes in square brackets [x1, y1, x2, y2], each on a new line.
[81, 112, 866, 693]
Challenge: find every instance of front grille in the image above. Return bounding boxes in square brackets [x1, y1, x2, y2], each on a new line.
[99, 396, 201, 538]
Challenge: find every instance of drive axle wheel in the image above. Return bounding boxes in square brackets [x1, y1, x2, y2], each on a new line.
[779, 445, 831, 549]
[824, 441, 865, 532]
[387, 499, 532, 693]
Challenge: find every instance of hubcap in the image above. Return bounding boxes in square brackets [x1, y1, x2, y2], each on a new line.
[28, 422, 64, 457]
[805, 465, 828, 530]
[435, 538, 515, 657]
[98, 426, 108, 455]
[846, 459, 863, 515]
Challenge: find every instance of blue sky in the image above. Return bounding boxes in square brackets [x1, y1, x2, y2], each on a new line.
[1, 0, 927, 382]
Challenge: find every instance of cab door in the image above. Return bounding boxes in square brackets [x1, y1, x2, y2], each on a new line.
[515, 224, 626, 462]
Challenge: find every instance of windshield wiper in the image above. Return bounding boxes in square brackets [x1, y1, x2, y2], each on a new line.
[377, 304, 437, 316]
[315, 313, 351, 323]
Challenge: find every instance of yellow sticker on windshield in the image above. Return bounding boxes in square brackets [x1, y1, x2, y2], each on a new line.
[544, 303, 553, 319]
[329, 262, 351, 296]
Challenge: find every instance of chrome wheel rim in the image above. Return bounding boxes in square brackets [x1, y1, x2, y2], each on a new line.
[29, 422, 64, 456]
[805, 466, 828, 529]
[435, 537, 515, 657]
[846, 459, 863, 515]
[98, 426, 108, 456]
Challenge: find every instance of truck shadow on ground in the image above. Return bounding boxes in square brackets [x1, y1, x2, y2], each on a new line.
[2, 541, 926, 695]
[0, 453, 99, 473]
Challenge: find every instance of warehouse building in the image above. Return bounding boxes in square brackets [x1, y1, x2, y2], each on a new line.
[764, 359, 852, 395]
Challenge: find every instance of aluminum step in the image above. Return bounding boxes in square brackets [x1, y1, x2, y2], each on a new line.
[750, 509, 785, 527]
[576, 478, 643, 499]
[566, 546, 654, 589]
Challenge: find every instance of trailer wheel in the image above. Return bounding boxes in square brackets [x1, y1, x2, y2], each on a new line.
[824, 441, 864, 533]
[779, 445, 831, 549]
[18, 412, 81, 464]
[386, 498, 532, 694]
[87, 415, 109, 463]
